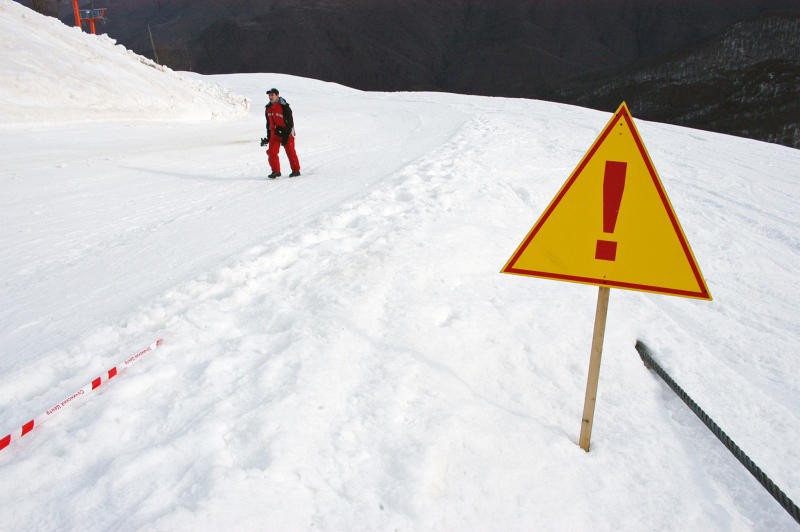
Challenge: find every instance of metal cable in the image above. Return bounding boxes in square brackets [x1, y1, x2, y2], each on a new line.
[635, 340, 799, 525]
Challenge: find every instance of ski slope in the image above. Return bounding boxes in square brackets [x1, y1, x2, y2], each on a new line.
[1, 2, 799, 530]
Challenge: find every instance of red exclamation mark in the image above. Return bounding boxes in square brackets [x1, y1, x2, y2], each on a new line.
[595, 161, 627, 261]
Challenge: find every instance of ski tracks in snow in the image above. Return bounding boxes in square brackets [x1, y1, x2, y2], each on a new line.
[4, 84, 798, 529]
[0, 110, 585, 529]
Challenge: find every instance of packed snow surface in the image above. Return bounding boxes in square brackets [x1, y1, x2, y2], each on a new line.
[1, 1, 799, 530]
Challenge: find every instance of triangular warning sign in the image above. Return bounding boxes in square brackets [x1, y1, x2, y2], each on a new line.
[502, 102, 711, 300]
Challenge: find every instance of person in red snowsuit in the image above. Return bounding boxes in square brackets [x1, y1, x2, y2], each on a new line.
[264, 88, 301, 178]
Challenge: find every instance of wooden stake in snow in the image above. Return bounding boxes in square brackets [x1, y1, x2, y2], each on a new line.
[579, 286, 610, 452]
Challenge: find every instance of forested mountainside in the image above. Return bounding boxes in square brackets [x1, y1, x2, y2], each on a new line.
[552, 15, 800, 148]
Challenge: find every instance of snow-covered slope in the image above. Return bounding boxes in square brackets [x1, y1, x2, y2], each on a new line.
[0, 0, 247, 124]
[1, 2, 799, 530]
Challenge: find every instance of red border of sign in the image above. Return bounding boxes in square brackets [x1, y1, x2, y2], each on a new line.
[502, 103, 711, 300]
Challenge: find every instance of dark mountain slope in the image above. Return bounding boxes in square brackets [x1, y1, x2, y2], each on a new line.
[18, 0, 800, 146]
[552, 15, 800, 147]
[181, 0, 798, 96]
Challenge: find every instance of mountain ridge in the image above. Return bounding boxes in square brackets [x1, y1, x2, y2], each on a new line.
[17, 0, 800, 147]
[551, 14, 800, 147]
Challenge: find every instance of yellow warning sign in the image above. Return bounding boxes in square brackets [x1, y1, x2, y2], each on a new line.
[502, 102, 711, 300]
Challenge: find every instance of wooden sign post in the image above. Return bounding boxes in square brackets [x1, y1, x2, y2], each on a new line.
[579, 286, 610, 451]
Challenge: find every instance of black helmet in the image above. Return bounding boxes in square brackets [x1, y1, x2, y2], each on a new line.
[266, 88, 279, 95]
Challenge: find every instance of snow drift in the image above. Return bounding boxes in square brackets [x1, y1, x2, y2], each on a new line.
[0, 0, 248, 125]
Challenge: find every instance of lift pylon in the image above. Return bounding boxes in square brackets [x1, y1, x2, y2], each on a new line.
[71, 0, 106, 34]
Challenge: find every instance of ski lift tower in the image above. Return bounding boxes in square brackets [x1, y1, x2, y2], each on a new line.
[71, 0, 106, 35]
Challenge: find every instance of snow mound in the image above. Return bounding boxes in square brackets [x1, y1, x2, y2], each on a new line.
[0, 0, 248, 126]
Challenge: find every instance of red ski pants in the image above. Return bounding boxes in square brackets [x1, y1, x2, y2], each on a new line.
[266, 134, 300, 173]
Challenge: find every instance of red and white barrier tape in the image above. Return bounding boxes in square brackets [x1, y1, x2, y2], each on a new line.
[0, 338, 163, 452]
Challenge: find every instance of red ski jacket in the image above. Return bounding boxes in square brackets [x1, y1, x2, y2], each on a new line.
[265, 97, 294, 141]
